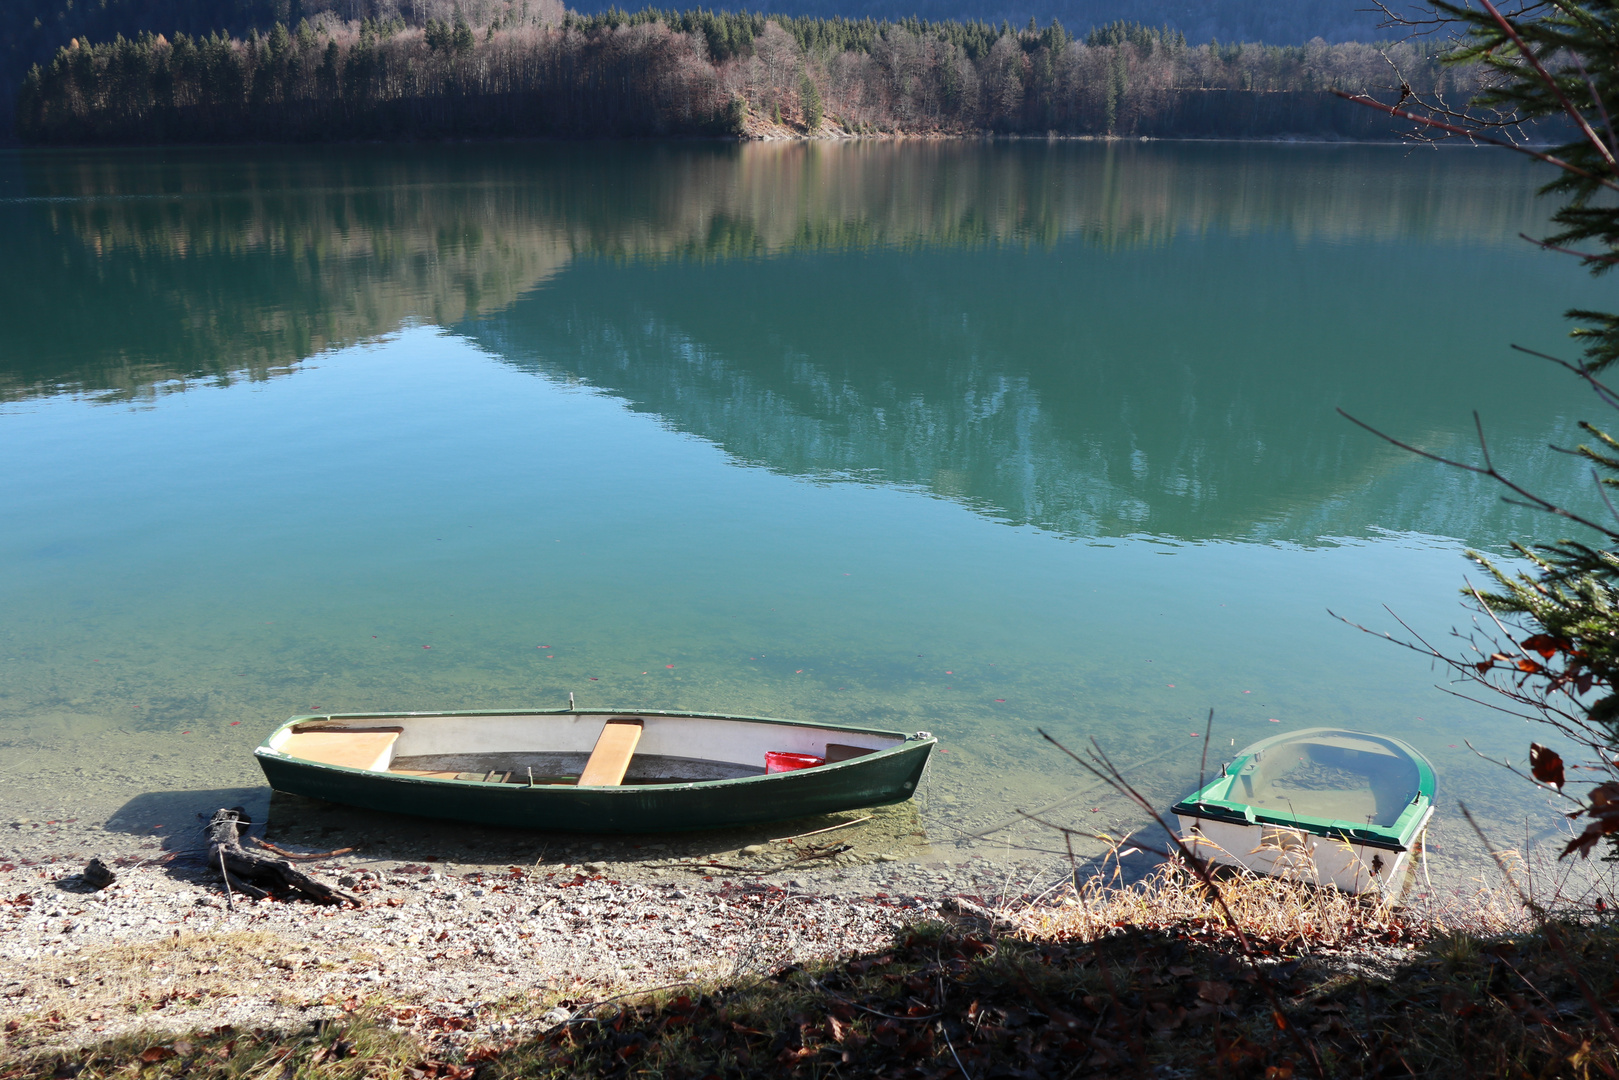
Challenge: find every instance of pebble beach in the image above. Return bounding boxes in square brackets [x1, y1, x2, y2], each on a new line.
[0, 811, 1057, 1056]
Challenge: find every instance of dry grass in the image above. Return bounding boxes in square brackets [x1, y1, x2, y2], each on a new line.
[1013, 854, 1530, 951]
[2, 1002, 422, 1080]
[1, 930, 389, 1050]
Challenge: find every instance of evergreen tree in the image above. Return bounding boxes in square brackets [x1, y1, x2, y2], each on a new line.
[800, 69, 822, 131]
[425, 18, 451, 53]
[451, 9, 474, 54]
[724, 94, 748, 134]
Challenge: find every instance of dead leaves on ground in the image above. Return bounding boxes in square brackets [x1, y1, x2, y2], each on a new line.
[498, 917, 1619, 1080]
[520, 931, 1294, 1079]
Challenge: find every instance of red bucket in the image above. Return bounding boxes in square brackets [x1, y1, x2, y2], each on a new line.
[765, 751, 824, 774]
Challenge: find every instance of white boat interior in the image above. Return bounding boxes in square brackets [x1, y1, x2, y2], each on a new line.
[264, 712, 901, 787]
[1219, 731, 1421, 828]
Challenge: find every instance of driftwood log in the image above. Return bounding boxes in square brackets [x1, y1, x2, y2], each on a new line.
[205, 808, 360, 907]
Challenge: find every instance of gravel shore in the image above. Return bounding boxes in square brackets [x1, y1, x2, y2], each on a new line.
[0, 813, 1057, 1057]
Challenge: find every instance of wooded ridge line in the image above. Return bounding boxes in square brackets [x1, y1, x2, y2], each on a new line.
[16, 13, 1487, 143]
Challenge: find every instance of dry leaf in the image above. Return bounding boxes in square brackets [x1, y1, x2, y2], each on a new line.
[1530, 743, 1565, 791]
[1564, 782, 1619, 858]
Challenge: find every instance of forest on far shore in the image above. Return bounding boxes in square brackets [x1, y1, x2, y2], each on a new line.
[16, 9, 1483, 143]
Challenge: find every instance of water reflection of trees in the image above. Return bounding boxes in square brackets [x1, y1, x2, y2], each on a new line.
[4, 141, 1554, 399]
[0, 141, 1585, 543]
[469, 234, 1594, 548]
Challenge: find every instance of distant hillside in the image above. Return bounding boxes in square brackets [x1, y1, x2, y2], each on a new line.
[21, 12, 1473, 145]
[576, 0, 1392, 45]
[2, 0, 1414, 138]
[4, 0, 289, 137]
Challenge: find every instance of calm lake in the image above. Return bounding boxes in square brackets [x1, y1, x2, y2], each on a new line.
[0, 140, 1607, 887]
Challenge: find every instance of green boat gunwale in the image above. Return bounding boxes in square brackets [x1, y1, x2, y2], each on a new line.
[1170, 728, 1437, 853]
[254, 708, 936, 795]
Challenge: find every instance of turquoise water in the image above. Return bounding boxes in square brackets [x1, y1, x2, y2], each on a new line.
[0, 141, 1608, 879]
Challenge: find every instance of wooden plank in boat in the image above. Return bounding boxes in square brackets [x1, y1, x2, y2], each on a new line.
[280, 728, 402, 771]
[578, 719, 643, 787]
[826, 743, 874, 764]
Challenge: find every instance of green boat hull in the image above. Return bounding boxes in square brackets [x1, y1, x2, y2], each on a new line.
[255, 709, 936, 833]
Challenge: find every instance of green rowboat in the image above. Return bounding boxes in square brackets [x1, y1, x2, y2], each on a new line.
[255, 708, 936, 833]
[1170, 727, 1436, 895]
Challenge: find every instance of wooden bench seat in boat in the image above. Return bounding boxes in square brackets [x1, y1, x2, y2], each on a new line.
[279, 728, 403, 771]
[577, 719, 643, 787]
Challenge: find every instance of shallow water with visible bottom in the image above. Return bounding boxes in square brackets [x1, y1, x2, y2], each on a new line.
[0, 140, 1608, 895]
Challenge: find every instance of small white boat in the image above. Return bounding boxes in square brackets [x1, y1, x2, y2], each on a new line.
[1171, 728, 1436, 895]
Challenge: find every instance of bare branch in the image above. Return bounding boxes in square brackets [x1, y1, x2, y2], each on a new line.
[1331, 92, 1619, 192]
[1474, 410, 1496, 473]
[1478, 0, 1617, 168]
[1339, 407, 1619, 541]
[1570, 50, 1618, 163]
[1594, 467, 1619, 527]
[1334, 601, 1610, 756]
[1509, 342, 1619, 410]
[1435, 682, 1576, 725]
[1197, 707, 1213, 795]
[1516, 231, 1619, 270]
[1463, 739, 1587, 806]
